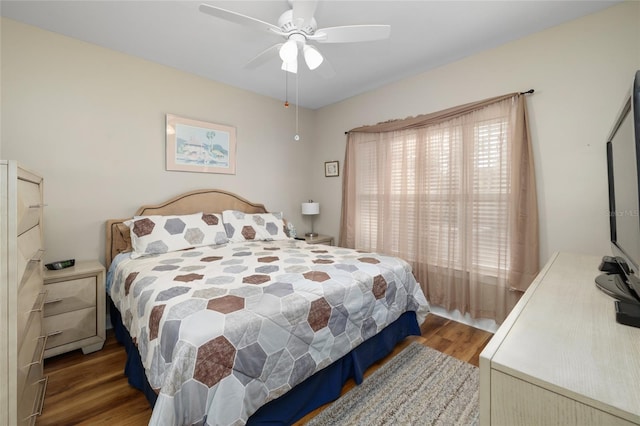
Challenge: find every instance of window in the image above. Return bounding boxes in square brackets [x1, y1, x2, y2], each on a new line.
[341, 94, 538, 323]
[353, 116, 510, 275]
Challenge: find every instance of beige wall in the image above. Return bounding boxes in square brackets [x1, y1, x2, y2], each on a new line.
[312, 1, 640, 265]
[1, 18, 315, 265]
[2, 1, 639, 269]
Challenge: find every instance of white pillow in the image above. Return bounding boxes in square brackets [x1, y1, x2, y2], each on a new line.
[222, 210, 289, 242]
[125, 212, 227, 259]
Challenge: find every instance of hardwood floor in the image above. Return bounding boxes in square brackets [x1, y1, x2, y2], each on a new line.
[37, 314, 492, 425]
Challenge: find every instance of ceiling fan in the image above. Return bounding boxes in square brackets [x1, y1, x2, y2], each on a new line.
[199, 0, 391, 76]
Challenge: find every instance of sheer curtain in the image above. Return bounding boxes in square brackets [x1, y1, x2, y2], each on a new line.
[339, 93, 538, 323]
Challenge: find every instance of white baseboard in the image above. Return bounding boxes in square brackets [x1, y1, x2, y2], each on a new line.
[429, 305, 498, 333]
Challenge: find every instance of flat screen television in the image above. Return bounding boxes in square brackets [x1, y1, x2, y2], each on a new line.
[595, 70, 640, 304]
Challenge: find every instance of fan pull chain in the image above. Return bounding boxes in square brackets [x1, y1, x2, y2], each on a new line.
[284, 71, 289, 108]
[294, 72, 300, 141]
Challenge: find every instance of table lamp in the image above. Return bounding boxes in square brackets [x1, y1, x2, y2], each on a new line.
[301, 200, 320, 237]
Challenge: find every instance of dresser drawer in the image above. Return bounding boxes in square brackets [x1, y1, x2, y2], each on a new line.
[17, 312, 44, 397]
[17, 273, 45, 341]
[44, 276, 97, 317]
[16, 225, 44, 286]
[16, 177, 42, 236]
[44, 307, 97, 349]
[17, 370, 46, 426]
[1, 161, 45, 426]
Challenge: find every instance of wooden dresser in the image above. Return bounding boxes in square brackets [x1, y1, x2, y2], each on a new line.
[0, 160, 47, 426]
[480, 252, 640, 425]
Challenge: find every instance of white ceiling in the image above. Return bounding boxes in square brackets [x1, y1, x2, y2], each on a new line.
[0, 0, 619, 109]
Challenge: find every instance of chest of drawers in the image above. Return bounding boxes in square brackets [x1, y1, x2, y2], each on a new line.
[480, 252, 640, 425]
[0, 160, 47, 426]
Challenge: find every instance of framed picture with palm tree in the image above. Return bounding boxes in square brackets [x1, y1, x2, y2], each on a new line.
[166, 114, 236, 174]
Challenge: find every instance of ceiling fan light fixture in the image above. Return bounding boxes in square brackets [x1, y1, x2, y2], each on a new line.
[303, 44, 323, 70]
[199, 2, 390, 79]
[279, 39, 298, 63]
[281, 57, 298, 74]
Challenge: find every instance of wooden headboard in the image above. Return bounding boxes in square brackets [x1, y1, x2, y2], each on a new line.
[105, 189, 268, 269]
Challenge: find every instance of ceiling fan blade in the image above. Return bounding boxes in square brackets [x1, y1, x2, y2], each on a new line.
[311, 25, 391, 43]
[292, 0, 318, 29]
[199, 3, 281, 34]
[244, 43, 283, 69]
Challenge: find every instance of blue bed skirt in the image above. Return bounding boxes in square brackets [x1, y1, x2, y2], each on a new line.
[109, 299, 421, 425]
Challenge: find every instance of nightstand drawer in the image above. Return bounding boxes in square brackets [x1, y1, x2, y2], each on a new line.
[44, 307, 97, 349]
[44, 277, 97, 317]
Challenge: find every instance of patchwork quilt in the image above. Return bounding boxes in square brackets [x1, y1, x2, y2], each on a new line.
[108, 239, 429, 425]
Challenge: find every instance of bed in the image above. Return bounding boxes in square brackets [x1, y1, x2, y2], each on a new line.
[105, 189, 430, 425]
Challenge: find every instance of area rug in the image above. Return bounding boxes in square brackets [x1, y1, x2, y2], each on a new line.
[306, 342, 479, 426]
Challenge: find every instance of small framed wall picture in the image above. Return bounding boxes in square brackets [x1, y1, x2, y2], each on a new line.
[325, 160, 339, 177]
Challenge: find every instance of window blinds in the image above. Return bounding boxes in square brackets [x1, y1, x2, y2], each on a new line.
[353, 110, 512, 275]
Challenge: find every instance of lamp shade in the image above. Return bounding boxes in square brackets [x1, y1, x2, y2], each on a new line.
[279, 39, 298, 62]
[303, 45, 323, 70]
[281, 57, 298, 74]
[301, 202, 320, 215]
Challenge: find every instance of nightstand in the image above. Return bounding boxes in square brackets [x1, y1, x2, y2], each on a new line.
[42, 260, 106, 358]
[304, 234, 334, 246]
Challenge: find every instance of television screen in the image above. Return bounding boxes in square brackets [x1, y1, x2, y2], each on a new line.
[609, 96, 640, 265]
[599, 70, 640, 303]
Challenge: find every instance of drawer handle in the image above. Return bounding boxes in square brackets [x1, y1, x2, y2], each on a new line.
[25, 335, 48, 368]
[28, 203, 47, 209]
[44, 298, 63, 305]
[30, 291, 48, 313]
[23, 376, 48, 421]
[47, 330, 63, 338]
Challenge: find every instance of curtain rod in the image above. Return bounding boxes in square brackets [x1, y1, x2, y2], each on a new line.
[344, 89, 535, 134]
